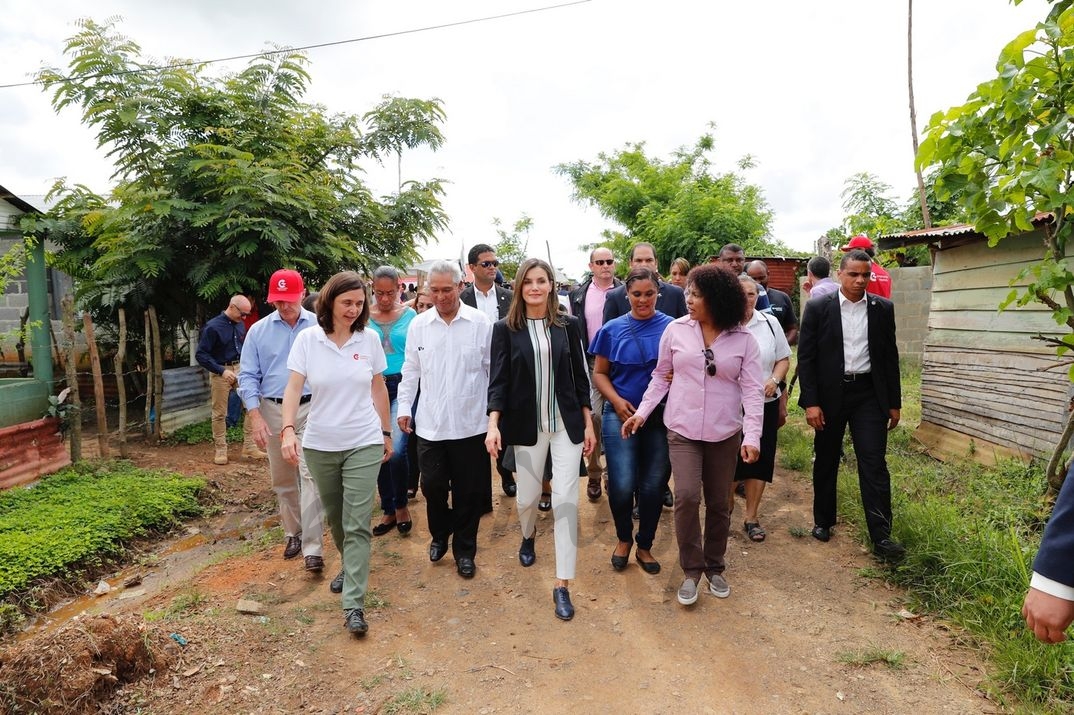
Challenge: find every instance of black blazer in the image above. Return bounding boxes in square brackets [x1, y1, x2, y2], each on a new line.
[797, 291, 901, 417]
[568, 276, 622, 348]
[487, 315, 592, 446]
[461, 284, 512, 319]
[602, 279, 687, 324]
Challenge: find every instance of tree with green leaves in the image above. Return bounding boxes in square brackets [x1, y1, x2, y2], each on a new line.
[555, 131, 783, 272]
[21, 18, 447, 333]
[491, 214, 533, 283]
[917, 0, 1074, 488]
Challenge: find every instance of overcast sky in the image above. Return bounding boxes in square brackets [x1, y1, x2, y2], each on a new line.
[0, 0, 1047, 279]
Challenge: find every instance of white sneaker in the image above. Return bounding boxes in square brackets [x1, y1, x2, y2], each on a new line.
[677, 577, 699, 606]
[707, 574, 730, 598]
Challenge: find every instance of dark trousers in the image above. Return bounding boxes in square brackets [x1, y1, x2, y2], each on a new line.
[811, 379, 893, 544]
[417, 433, 490, 559]
[376, 374, 409, 516]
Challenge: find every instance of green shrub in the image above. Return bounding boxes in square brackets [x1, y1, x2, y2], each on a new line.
[0, 461, 204, 599]
[166, 418, 244, 445]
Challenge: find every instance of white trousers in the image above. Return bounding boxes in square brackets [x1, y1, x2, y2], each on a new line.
[514, 429, 582, 580]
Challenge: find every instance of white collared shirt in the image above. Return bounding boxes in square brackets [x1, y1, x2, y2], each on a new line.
[397, 303, 493, 441]
[473, 285, 500, 323]
[839, 290, 871, 374]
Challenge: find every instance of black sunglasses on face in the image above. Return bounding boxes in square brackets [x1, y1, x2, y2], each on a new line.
[703, 348, 716, 377]
[478, 260, 499, 268]
[592, 259, 615, 266]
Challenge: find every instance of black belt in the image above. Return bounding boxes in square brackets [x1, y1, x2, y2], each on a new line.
[843, 372, 871, 382]
[264, 395, 311, 404]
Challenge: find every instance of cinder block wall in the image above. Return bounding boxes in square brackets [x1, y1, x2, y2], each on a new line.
[887, 266, 932, 364]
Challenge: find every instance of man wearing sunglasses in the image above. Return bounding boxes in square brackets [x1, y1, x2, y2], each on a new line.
[461, 244, 516, 499]
[568, 247, 622, 501]
[196, 294, 265, 465]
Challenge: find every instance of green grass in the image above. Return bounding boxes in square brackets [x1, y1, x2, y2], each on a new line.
[837, 646, 906, 669]
[779, 362, 1074, 711]
[382, 687, 446, 714]
[166, 418, 244, 445]
[0, 461, 204, 603]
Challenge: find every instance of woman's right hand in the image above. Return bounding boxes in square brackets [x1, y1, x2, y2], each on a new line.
[621, 413, 646, 438]
[613, 399, 636, 422]
[485, 426, 501, 458]
[281, 432, 300, 466]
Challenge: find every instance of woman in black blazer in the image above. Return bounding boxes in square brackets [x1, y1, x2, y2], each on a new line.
[486, 258, 595, 621]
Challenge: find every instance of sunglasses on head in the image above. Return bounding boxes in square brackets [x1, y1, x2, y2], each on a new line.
[478, 260, 499, 268]
[703, 348, 716, 377]
[593, 259, 615, 266]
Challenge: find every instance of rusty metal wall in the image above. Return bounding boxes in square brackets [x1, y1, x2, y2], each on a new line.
[0, 417, 71, 490]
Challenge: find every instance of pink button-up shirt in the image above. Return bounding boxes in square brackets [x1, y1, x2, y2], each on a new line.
[635, 316, 764, 448]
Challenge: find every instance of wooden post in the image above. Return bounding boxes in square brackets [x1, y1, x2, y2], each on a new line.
[114, 308, 128, 458]
[61, 296, 82, 462]
[148, 305, 164, 443]
[144, 310, 153, 439]
[82, 311, 110, 459]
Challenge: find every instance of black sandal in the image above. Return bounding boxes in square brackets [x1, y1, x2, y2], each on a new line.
[538, 493, 552, 512]
[745, 521, 766, 542]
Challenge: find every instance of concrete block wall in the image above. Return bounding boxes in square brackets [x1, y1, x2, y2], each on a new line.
[887, 266, 932, 364]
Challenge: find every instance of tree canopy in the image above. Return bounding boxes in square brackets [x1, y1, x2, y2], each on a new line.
[555, 132, 783, 272]
[21, 18, 448, 328]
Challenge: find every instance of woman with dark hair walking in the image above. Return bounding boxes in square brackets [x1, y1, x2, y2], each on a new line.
[622, 264, 764, 606]
[281, 271, 392, 636]
[486, 258, 595, 621]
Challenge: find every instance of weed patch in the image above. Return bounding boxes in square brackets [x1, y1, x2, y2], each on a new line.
[166, 418, 243, 445]
[0, 461, 203, 605]
[383, 686, 446, 714]
[837, 646, 906, 669]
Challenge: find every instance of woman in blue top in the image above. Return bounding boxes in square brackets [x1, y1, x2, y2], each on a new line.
[590, 268, 674, 575]
[368, 266, 417, 536]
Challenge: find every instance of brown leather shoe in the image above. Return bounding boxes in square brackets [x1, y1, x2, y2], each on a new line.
[586, 477, 602, 502]
[283, 535, 302, 559]
[304, 555, 324, 572]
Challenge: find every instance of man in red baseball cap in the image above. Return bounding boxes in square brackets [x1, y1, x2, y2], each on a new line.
[841, 236, 892, 299]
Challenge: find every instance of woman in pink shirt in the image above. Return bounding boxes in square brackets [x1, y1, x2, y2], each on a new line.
[622, 264, 764, 606]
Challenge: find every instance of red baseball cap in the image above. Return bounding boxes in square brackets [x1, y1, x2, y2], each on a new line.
[841, 235, 874, 251]
[267, 269, 305, 302]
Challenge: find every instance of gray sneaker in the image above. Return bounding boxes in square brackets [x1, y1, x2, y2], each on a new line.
[707, 574, 730, 598]
[677, 577, 699, 606]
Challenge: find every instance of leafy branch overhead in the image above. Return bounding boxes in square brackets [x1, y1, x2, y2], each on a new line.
[917, 1, 1074, 486]
[555, 131, 786, 271]
[20, 18, 448, 330]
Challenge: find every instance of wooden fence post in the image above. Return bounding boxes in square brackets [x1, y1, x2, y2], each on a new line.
[148, 305, 164, 443]
[82, 311, 110, 459]
[144, 311, 153, 439]
[114, 307, 128, 458]
[61, 295, 82, 462]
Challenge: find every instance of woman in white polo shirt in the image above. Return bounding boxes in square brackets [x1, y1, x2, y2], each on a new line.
[280, 271, 392, 637]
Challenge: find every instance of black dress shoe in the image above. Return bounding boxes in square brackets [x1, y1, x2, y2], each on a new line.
[811, 525, 831, 542]
[396, 520, 413, 535]
[344, 608, 368, 636]
[610, 548, 629, 571]
[519, 537, 536, 567]
[503, 481, 517, 497]
[635, 554, 661, 575]
[283, 535, 302, 559]
[553, 586, 574, 621]
[873, 538, 906, 562]
[538, 493, 552, 512]
[372, 519, 396, 537]
[586, 478, 602, 502]
[330, 570, 345, 594]
[663, 487, 674, 508]
[429, 539, 449, 562]
[456, 557, 476, 578]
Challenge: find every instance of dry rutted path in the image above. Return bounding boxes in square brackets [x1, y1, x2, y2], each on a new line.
[4, 442, 993, 714]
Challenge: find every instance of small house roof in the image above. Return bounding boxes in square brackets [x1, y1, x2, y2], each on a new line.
[878, 212, 1054, 250]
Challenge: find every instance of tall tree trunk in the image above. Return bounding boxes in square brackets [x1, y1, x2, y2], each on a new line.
[82, 311, 110, 459]
[908, 0, 932, 228]
[114, 308, 128, 458]
[61, 296, 82, 462]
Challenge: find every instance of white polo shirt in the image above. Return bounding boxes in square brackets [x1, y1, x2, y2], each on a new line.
[287, 325, 386, 451]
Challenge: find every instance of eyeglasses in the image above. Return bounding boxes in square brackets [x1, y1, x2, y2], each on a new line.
[230, 305, 250, 318]
[477, 260, 499, 268]
[592, 259, 615, 266]
[373, 290, 397, 298]
[703, 348, 716, 377]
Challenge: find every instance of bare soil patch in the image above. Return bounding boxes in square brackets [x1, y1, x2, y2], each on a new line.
[1, 439, 998, 714]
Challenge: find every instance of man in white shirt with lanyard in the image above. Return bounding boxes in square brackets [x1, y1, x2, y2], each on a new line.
[398, 260, 494, 579]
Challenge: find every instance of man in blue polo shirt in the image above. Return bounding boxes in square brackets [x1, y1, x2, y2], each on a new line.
[239, 269, 327, 576]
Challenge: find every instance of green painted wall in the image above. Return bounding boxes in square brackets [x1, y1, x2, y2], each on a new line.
[0, 378, 49, 427]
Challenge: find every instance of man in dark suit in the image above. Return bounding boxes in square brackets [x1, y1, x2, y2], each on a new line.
[797, 249, 904, 561]
[1024, 465, 1074, 643]
[747, 260, 798, 344]
[461, 243, 515, 497]
[603, 243, 687, 323]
